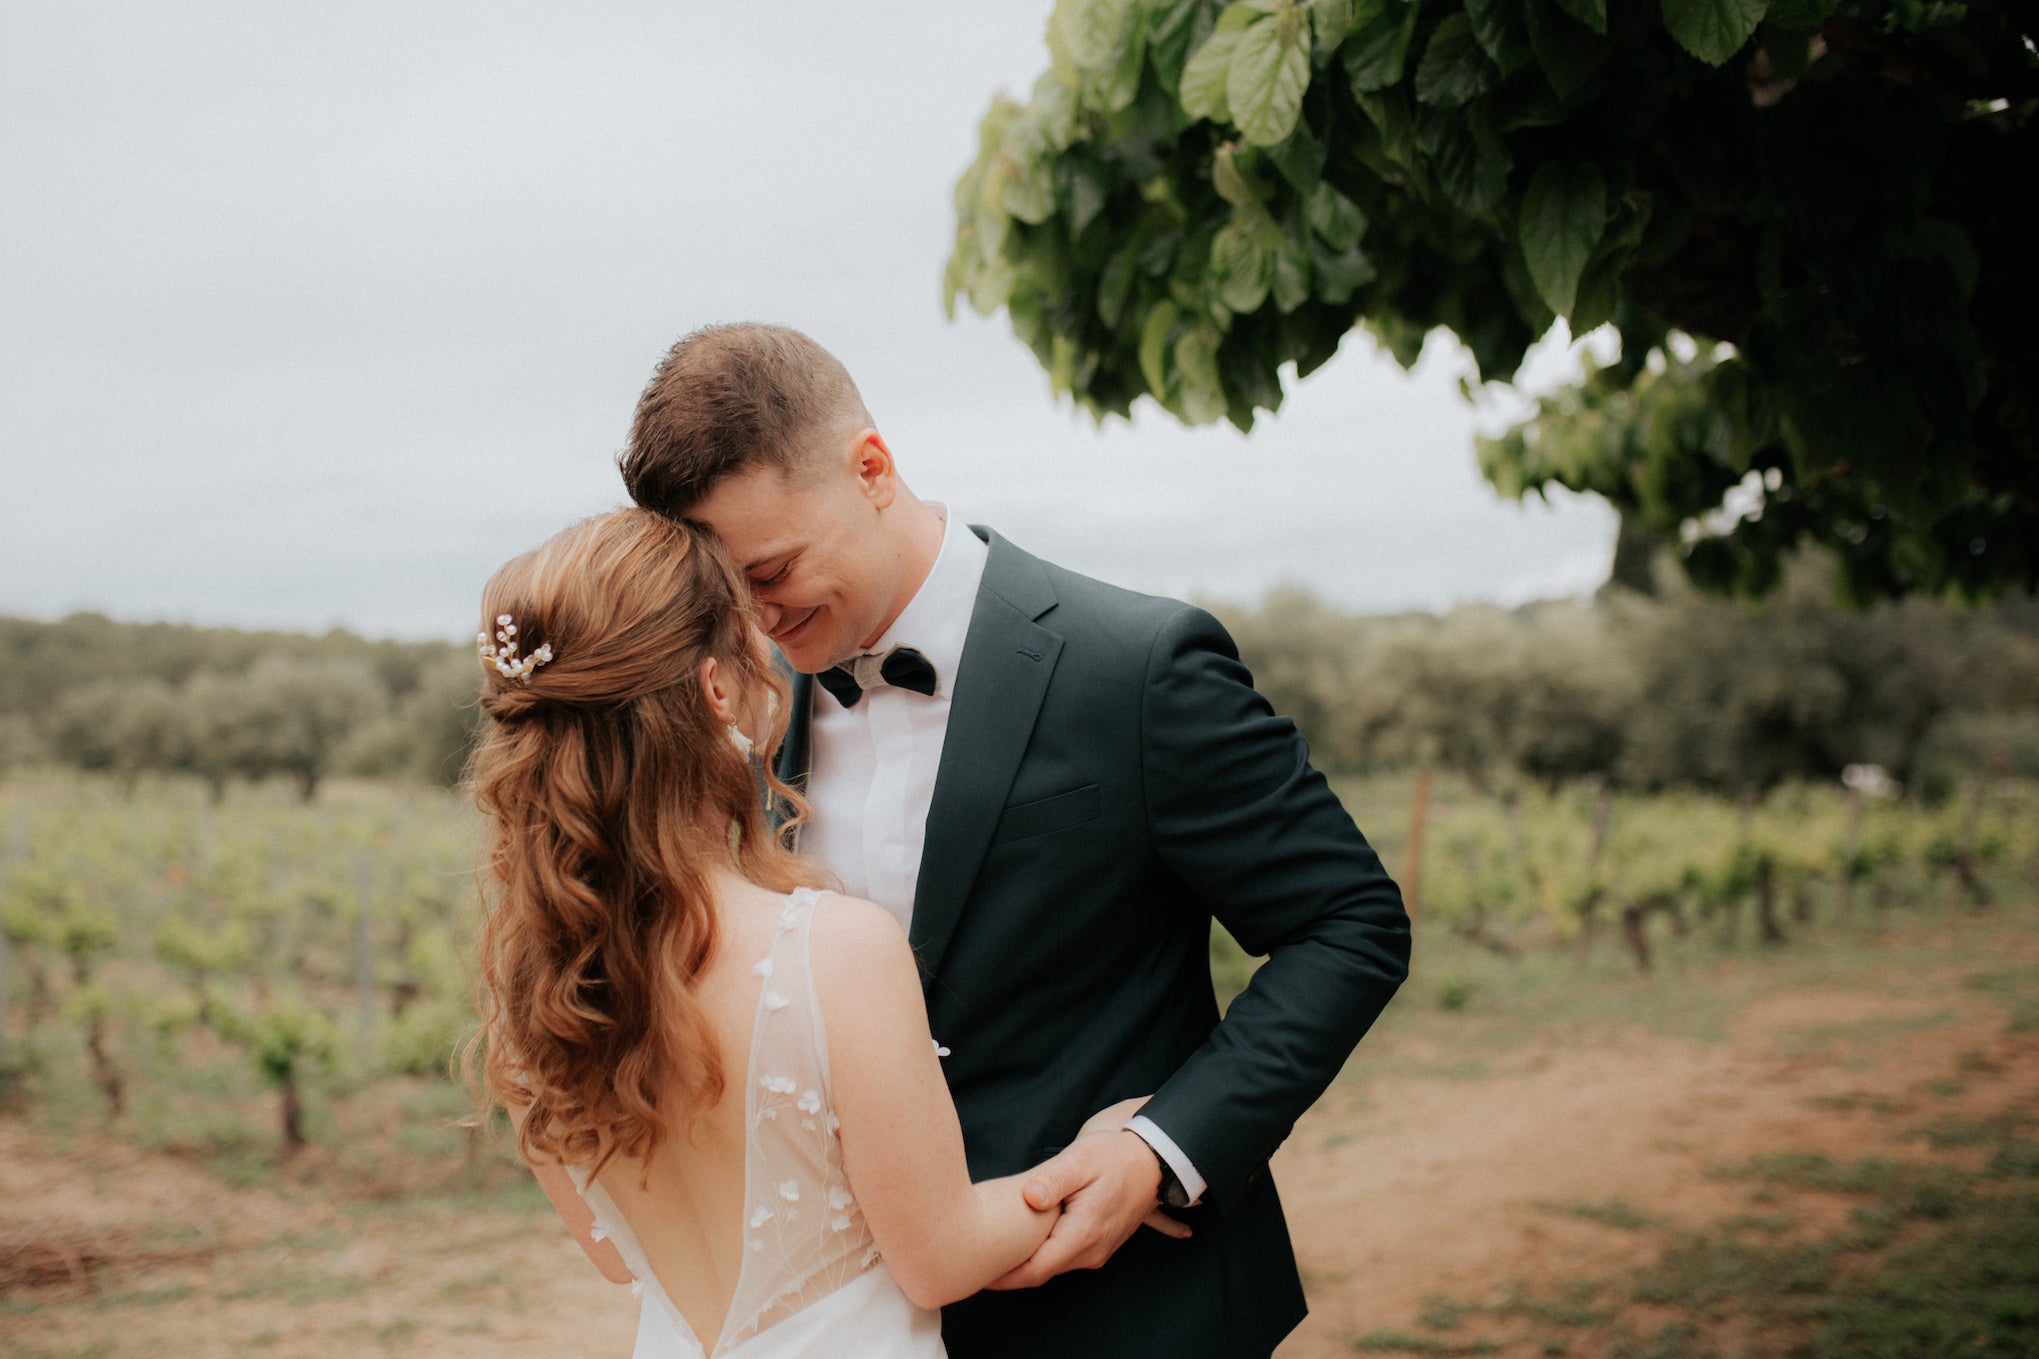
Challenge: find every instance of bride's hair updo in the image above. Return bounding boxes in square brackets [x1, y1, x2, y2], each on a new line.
[466, 507, 818, 1178]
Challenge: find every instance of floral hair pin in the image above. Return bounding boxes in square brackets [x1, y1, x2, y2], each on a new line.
[478, 613, 555, 682]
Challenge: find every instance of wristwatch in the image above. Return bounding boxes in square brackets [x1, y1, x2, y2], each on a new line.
[1147, 1144, 1193, 1210]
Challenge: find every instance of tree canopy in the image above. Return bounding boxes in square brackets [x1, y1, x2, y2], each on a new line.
[946, 0, 2035, 601]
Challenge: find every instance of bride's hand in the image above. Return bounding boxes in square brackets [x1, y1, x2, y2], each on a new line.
[983, 1096, 1192, 1289]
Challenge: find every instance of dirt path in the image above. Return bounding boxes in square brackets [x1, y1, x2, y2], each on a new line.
[1273, 933, 2039, 1355]
[4, 915, 2035, 1357]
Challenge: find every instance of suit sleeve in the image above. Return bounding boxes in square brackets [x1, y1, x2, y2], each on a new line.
[1133, 605, 1411, 1213]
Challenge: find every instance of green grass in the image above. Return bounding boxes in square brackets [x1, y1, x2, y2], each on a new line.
[1799, 1191, 2039, 1358]
[1712, 1151, 1973, 1219]
[1535, 1198, 1659, 1231]
[1768, 1007, 1957, 1059]
[1902, 1110, 2029, 1149]
[1806, 1089, 1916, 1116]
[1962, 964, 2039, 1032]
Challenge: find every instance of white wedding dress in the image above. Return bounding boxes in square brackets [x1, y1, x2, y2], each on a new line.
[567, 888, 947, 1358]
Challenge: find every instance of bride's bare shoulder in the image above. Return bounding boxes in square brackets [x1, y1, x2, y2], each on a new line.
[806, 890, 908, 950]
[805, 894, 918, 1000]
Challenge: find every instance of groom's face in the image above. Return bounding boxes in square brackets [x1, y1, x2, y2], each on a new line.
[690, 435, 902, 674]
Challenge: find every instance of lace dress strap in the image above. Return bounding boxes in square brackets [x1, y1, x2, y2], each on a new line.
[716, 886, 880, 1354]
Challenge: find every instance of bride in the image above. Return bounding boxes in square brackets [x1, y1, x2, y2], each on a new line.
[465, 509, 1118, 1357]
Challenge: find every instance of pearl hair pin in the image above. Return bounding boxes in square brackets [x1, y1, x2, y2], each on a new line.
[478, 613, 555, 683]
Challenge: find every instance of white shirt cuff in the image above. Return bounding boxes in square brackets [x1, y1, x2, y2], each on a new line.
[1123, 1114, 1207, 1207]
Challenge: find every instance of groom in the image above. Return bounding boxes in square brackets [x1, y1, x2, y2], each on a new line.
[620, 324, 1409, 1359]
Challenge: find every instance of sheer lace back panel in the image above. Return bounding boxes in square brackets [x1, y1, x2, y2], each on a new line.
[723, 887, 879, 1348]
[570, 887, 881, 1358]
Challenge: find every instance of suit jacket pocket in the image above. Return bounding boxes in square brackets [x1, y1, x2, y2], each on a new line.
[992, 783, 1102, 844]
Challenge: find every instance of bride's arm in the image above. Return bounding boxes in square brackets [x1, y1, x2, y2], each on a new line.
[812, 896, 1057, 1310]
[501, 1084, 634, 1285]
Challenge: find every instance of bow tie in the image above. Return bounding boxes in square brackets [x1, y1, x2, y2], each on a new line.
[815, 645, 939, 708]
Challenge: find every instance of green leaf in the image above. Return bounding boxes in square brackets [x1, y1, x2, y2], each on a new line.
[941, 248, 966, 318]
[1174, 326, 1228, 422]
[1148, 0, 1214, 93]
[1308, 0, 1356, 58]
[1661, 0, 1768, 65]
[1549, 0, 1607, 35]
[1272, 232, 1313, 311]
[1139, 299, 1181, 395]
[1519, 161, 1606, 315]
[1097, 249, 1137, 326]
[1213, 141, 1266, 205]
[1464, 0, 1534, 75]
[1087, 7, 1149, 112]
[1354, 87, 1423, 182]
[999, 115, 1060, 224]
[1211, 211, 1277, 311]
[1305, 181, 1366, 251]
[1431, 118, 1512, 215]
[1570, 253, 1621, 334]
[1062, 154, 1110, 232]
[1030, 70, 1082, 149]
[1052, 0, 1136, 69]
[1342, 0, 1419, 93]
[1180, 28, 1245, 122]
[1306, 234, 1377, 302]
[1229, 13, 1312, 146]
[1216, 1, 1275, 34]
[1525, 0, 1609, 98]
[1415, 15, 1497, 107]
[966, 248, 1017, 316]
[1272, 114, 1327, 194]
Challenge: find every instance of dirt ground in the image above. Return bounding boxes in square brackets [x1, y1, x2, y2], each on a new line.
[4, 911, 2035, 1358]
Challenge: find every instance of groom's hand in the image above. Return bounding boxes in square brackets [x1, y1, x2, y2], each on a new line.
[984, 1128, 1191, 1290]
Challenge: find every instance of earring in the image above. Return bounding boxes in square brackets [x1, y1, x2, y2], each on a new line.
[728, 724, 755, 758]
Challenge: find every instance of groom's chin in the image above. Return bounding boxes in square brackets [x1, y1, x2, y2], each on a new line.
[770, 612, 834, 672]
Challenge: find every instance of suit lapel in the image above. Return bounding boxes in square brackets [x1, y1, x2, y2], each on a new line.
[909, 529, 1061, 983]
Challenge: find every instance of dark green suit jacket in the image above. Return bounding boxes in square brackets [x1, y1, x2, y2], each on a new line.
[774, 527, 1410, 1359]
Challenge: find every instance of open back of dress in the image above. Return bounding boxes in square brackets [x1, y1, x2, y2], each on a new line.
[567, 888, 946, 1359]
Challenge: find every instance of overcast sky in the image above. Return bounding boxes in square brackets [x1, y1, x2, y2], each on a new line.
[1, 1, 1615, 642]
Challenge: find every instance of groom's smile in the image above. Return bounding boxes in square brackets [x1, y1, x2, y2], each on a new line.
[769, 604, 822, 650]
[690, 428, 939, 676]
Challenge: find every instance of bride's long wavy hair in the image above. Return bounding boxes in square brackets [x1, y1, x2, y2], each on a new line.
[464, 508, 820, 1180]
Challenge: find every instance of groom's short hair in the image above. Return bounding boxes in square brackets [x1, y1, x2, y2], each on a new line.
[620, 323, 871, 515]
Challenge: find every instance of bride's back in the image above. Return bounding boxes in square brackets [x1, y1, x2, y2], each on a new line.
[592, 875, 787, 1346]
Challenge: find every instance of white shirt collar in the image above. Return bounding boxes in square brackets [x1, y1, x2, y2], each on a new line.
[864, 504, 987, 699]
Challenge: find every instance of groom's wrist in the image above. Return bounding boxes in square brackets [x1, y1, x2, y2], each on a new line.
[1123, 1125, 1192, 1210]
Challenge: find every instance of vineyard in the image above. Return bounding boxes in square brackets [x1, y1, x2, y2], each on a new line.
[1388, 773, 2037, 971]
[1, 768, 2036, 1356]
[1, 768, 2033, 1183]
[0, 774, 488, 1195]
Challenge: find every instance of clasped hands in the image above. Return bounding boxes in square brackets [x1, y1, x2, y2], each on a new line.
[984, 1096, 1193, 1291]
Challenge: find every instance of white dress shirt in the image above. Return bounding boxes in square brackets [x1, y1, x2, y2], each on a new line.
[800, 505, 1206, 1206]
[803, 505, 987, 934]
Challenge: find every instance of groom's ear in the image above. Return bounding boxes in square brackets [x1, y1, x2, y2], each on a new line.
[848, 429, 899, 511]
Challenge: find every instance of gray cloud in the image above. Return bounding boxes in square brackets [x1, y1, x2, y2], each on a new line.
[1, 1, 1612, 640]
